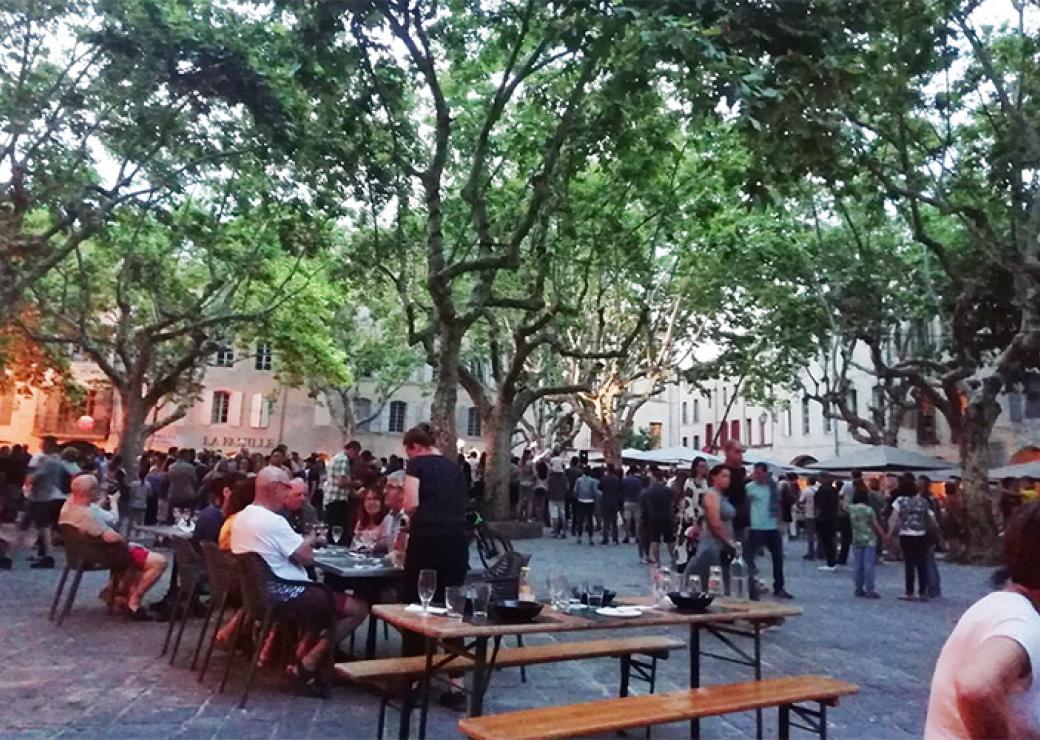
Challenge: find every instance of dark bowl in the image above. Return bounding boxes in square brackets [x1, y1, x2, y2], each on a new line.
[668, 591, 714, 613]
[488, 599, 543, 624]
[571, 588, 616, 607]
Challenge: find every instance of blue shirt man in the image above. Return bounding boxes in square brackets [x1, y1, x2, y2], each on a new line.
[744, 463, 792, 600]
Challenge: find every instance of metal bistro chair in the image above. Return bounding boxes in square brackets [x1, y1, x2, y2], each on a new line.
[162, 537, 206, 666]
[50, 524, 133, 627]
[195, 542, 240, 685]
[231, 553, 338, 708]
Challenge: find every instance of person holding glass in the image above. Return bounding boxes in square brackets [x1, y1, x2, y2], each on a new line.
[685, 465, 738, 593]
[400, 423, 470, 708]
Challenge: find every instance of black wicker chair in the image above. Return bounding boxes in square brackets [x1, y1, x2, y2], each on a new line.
[195, 542, 239, 685]
[50, 524, 132, 626]
[162, 537, 206, 665]
[231, 553, 338, 708]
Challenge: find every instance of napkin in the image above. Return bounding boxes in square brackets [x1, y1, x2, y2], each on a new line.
[404, 604, 448, 615]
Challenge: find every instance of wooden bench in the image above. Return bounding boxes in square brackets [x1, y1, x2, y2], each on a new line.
[336, 635, 685, 739]
[458, 675, 859, 740]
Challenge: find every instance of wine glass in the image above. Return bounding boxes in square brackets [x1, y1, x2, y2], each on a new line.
[331, 525, 344, 545]
[418, 569, 437, 613]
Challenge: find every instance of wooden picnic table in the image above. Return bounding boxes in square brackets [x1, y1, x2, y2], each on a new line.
[373, 596, 801, 739]
[312, 547, 404, 658]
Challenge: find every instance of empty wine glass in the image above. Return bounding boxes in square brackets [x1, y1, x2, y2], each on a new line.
[684, 573, 703, 594]
[418, 569, 437, 613]
[331, 525, 344, 545]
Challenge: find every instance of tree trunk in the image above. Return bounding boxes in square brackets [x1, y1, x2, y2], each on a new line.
[600, 431, 624, 468]
[117, 389, 149, 473]
[482, 401, 516, 521]
[957, 391, 1001, 562]
[430, 328, 463, 454]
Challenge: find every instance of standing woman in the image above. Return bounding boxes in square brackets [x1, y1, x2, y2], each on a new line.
[401, 425, 470, 605]
[533, 459, 549, 525]
[678, 457, 710, 565]
[517, 450, 535, 521]
[889, 473, 935, 601]
[686, 465, 738, 591]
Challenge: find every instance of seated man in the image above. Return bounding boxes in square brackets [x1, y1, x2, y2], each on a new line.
[59, 475, 167, 620]
[193, 475, 235, 546]
[282, 478, 320, 535]
[376, 470, 409, 560]
[231, 466, 367, 694]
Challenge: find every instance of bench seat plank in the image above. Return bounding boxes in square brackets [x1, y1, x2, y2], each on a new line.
[458, 675, 859, 740]
[335, 635, 685, 683]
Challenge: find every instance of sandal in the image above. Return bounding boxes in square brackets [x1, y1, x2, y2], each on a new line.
[292, 661, 327, 698]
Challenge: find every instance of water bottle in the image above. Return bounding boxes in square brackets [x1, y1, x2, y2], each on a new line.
[729, 542, 749, 600]
[518, 566, 534, 601]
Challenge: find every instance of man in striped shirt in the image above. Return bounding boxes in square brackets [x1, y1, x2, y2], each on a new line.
[323, 440, 361, 533]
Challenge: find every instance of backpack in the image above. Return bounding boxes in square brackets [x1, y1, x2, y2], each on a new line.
[898, 496, 929, 533]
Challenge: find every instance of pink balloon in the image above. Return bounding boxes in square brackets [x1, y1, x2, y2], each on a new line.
[75, 415, 95, 431]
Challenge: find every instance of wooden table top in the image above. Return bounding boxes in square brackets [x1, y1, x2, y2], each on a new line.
[372, 597, 800, 640]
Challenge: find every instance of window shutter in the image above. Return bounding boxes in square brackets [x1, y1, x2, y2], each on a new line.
[201, 391, 215, 425]
[456, 406, 468, 438]
[249, 393, 263, 428]
[228, 391, 243, 426]
[260, 397, 271, 428]
[0, 393, 13, 426]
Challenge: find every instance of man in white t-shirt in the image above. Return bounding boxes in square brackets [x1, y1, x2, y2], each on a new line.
[925, 501, 1040, 738]
[232, 466, 367, 691]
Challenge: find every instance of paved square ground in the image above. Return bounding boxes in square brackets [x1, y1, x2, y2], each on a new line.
[0, 528, 991, 738]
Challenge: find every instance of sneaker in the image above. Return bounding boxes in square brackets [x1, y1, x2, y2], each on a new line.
[865, 592, 881, 599]
[773, 590, 794, 599]
[898, 594, 915, 601]
[621, 538, 630, 544]
[854, 589, 865, 597]
[129, 607, 154, 622]
[817, 565, 836, 572]
[438, 689, 467, 711]
[30, 556, 55, 569]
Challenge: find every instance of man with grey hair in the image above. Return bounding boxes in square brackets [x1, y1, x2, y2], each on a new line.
[231, 465, 367, 695]
[59, 474, 167, 620]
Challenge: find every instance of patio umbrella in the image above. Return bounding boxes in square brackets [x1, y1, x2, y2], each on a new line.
[807, 445, 955, 473]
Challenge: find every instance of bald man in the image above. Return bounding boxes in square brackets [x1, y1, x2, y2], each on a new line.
[231, 466, 367, 694]
[59, 475, 167, 620]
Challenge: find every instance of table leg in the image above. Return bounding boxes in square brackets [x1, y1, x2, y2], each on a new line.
[754, 623, 762, 740]
[690, 623, 700, 739]
[366, 614, 379, 659]
[418, 637, 434, 739]
[469, 637, 489, 717]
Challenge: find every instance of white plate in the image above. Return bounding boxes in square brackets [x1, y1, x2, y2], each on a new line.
[596, 607, 642, 618]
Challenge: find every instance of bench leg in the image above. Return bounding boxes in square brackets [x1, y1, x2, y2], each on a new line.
[819, 703, 827, 740]
[515, 634, 526, 683]
[49, 566, 71, 621]
[619, 655, 631, 698]
[367, 614, 379, 659]
[469, 637, 489, 717]
[753, 624, 763, 740]
[689, 624, 700, 740]
[779, 705, 790, 740]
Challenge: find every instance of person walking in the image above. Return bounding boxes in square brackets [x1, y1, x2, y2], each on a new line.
[836, 471, 860, 566]
[815, 474, 841, 571]
[920, 476, 943, 598]
[798, 477, 818, 560]
[677, 457, 709, 568]
[848, 483, 886, 598]
[889, 473, 936, 601]
[924, 502, 1040, 738]
[745, 463, 793, 599]
[547, 460, 568, 539]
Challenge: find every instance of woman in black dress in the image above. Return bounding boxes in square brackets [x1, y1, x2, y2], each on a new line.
[401, 424, 470, 604]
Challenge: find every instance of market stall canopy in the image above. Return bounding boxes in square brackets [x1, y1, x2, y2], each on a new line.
[989, 460, 1040, 480]
[807, 445, 955, 473]
[588, 447, 722, 466]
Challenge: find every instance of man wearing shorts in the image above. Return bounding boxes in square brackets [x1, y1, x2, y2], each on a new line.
[640, 467, 676, 566]
[60, 474, 167, 620]
[0, 436, 64, 569]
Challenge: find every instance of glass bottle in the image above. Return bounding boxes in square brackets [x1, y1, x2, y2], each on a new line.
[518, 566, 534, 601]
[707, 565, 724, 596]
[729, 542, 749, 600]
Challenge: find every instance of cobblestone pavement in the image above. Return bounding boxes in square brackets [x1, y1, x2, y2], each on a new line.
[0, 526, 992, 739]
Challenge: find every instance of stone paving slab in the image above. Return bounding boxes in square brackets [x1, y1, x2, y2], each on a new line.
[0, 526, 990, 738]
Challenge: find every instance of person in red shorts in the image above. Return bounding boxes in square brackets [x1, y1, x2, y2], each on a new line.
[59, 474, 167, 620]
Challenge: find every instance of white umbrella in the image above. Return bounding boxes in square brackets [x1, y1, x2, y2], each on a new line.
[989, 460, 1040, 480]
